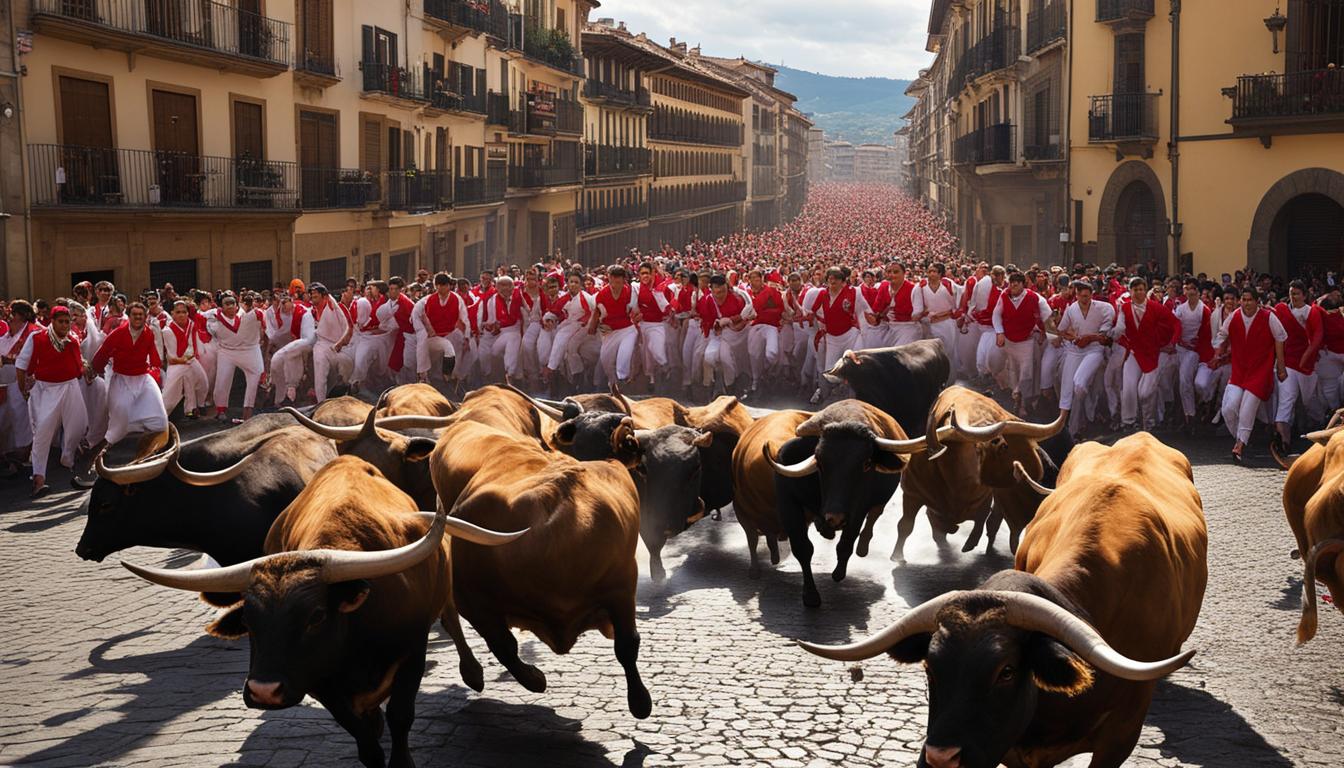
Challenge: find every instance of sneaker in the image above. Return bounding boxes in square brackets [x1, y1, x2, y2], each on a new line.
[810, 388, 823, 405]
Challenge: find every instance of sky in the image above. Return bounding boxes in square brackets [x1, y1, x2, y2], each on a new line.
[589, 0, 931, 80]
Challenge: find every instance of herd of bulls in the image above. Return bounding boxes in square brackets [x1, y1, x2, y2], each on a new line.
[67, 337, 1344, 768]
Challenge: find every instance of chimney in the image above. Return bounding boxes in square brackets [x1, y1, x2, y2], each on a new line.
[669, 38, 687, 55]
[690, 45, 700, 57]
[596, 17, 615, 27]
[617, 21, 628, 33]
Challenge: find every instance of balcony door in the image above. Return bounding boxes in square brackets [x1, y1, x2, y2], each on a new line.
[145, 0, 210, 45]
[58, 75, 117, 204]
[299, 109, 338, 207]
[152, 89, 201, 205]
[237, 0, 266, 59]
[1286, 0, 1344, 72]
[299, 0, 335, 74]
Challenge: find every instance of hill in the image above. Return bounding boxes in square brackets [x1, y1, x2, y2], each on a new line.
[766, 63, 914, 145]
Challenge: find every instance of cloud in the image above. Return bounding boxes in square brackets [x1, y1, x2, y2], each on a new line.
[590, 0, 931, 79]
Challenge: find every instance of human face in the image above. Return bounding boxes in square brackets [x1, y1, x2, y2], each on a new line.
[789, 275, 802, 292]
[1185, 284, 1200, 305]
[497, 280, 514, 299]
[96, 286, 112, 304]
[1130, 284, 1148, 304]
[608, 272, 626, 290]
[712, 283, 727, 301]
[222, 297, 238, 315]
[567, 276, 582, 295]
[128, 306, 146, 331]
[1008, 280, 1024, 297]
[51, 314, 72, 338]
[827, 274, 845, 292]
[280, 296, 294, 315]
[1290, 287, 1306, 307]
[172, 304, 189, 325]
[639, 268, 653, 285]
[1223, 293, 1237, 312]
[1076, 287, 1092, 306]
[749, 274, 764, 292]
[927, 267, 941, 285]
[1242, 293, 1259, 315]
[889, 266, 905, 284]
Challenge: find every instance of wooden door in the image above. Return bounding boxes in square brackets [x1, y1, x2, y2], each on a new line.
[300, 0, 334, 73]
[233, 101, 265, 202]
[233, 101, 264, 160]
[299, 109, 338, 207]
[153, 90, 201, 205]
[58, 76, 116, 203]
[238, 0, 265, 59]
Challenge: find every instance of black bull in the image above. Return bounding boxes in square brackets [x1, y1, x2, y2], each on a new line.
[823, 339, 951, 437]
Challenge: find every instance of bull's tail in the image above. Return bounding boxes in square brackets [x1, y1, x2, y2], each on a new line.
[1299, 539, 1344, 645]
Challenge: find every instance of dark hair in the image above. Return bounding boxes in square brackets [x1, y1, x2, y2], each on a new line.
[1008, 271, 1026, 285]
[825, 267, 845, 282]
[433, 272, 452, 287]
[709, 273, 728, 287]
[607, 265, 629, 279]
[370, 280, 389, 296]
[1289, 279, 1307, 294]
[9, 299, 34, 320]
[930, 262, 946, 276]
[1128, 276, 1147, 290]
[1071, 280, 1093, 294]
[389, 276, 405, 288]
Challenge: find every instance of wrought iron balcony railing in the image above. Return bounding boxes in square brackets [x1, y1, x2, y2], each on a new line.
[1088, 93, 1159, 142]
[649, 180, 746, 217]
[486, 91, 510, 125]
[583, 80, 652, 108]
[455, 172, 507, 205]
[382, 170, 452, 212]
[424, 0, 506, 36]
[1027, 3, 1066, 53]
[361, 62, 430, 102]
[584, 145, 653, 178]
[508, 161, 582, 188]
[300, 168, 379, 209]
[578, 199, 648, 231]
[1096, 0, 1154, 23]
[952, 123, 1015, 165]
[1230, 69, 1344, 122]
[428, 87, 487, 115]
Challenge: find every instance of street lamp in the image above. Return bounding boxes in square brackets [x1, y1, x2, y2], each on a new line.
[1264, 7, 1287, 54]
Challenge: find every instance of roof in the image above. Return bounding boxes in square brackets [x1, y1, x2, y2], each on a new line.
[581, 24, 752, 98]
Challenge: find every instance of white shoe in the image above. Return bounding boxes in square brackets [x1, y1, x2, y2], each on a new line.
[810, 388, 823, 405]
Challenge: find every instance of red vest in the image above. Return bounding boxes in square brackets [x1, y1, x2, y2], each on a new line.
[972, 283, 1002, 326]
[1228, 309, 1277, 400]
[636, 283, 669, 323]
[424, 293, 463, 335]
[888, 281, 917, 322]
[1274, 303, 1323, 374]
[94, 324, 161, 376]
[1189, 303, 1215, 364]
[166, 321, 197, 360]
[751, 286, 784, 327]
[698, 290, 749, 338]
[1120, 299, 1175, 374]
[596, 285, 635, 331]
[860, 284, 882, 316]
[27, 331, 84, 383]
[361, 297, 386, 332]
[387, 294, 417, 372]
[492, 293, 523, 330]
[998, 290, 1043, 343]
[815, 286, 859, 337]
[191, 313, 213, 345]
[1323, 309, 1344, 355]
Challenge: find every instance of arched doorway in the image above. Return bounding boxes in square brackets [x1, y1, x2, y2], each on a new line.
[1115, 181, 1158, 269]
[1269, 194, 1344, 278]
[1248, 169, 1344, 276]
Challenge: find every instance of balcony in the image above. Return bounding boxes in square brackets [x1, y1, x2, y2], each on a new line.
[507, 100, 582, 136]
[953, 123, 1015, 166]
[584, 145, 653, 179]
[751, 167, 780, 198]
[455, 172, 507, 206]
[381, 170, 452, 212]
[1027, 3, 1066, 54]
[486, 91, 510, 125]
[649, 180, 746, 218]
[424, 87, 487, 117]
[424, 0, 506, 41]
[515, 17, 584, 77]
[964, 25, 1020, 83]
[578, 199, 648, 231]
[650, 106, 744, 147]
[30, 0, 290, 77]
[295, 50, 340, 88]
[1024, 133, 1063, 162]
[509, 161, 582, 189]
[299, 168, 379, 210]
[1228, 69, 1344, 137]
[29, 144, 299, 211]
[362, 62, 430, 105]
[1088, 94, 1159, 145]
[583, 81, 652, 110]
[1096, 0, 1153, 24]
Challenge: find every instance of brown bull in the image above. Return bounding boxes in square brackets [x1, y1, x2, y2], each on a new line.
[892, 386, 1062, 563]
[431, 420, 651, 718]
[121, 456, 523, 768]
[1282, 421, 1344, 644]
[311, 384, 456, 425]
[802, 432, 1206, 768]
[732, 409, 812, 576]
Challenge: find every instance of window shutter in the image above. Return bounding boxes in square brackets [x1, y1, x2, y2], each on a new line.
[476, 69, 486, 99]
[361, 25, 374, 64]
[363, 117, 382, 172]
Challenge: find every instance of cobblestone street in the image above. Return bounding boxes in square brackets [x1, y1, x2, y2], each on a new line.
[1, 432, 1341, 767]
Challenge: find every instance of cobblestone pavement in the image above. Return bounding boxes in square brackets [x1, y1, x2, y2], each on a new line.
[1, 425, 1341, 767]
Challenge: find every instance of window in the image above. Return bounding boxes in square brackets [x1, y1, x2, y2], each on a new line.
[1114, 33, 1144, 94]
[233, 100, 264, 160]
[299, 0, 334, 74]
[231, 260, 274, 293]
[310, 256, 347, 288]
[150, 259, 198, 291]
[390, 251, 414, 280]
[364, 253, 382, 280]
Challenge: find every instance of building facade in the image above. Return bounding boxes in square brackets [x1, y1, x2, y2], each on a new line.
[824, 141, 855, 181]
[854, 143, 903, 184]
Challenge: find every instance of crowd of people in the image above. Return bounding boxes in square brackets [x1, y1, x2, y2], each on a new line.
[1, 183, 1340, 494]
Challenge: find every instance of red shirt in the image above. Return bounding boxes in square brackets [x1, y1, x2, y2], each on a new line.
[751, 285, 784, 327]
[164, 320, 198, 360]
[92, 324, 162, 376]
[698, 290, 750, 338]
[636, 283, 671, 323]
[487, 292, 524, 330]
[25, 331, 85, 383]
[595, 284, 636, 331]
[1323, 309, 1344, 355]
[998, 290, 1044, 343]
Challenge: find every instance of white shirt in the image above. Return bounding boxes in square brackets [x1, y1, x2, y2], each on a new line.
[991, 290, 1051, 335]
[920, 278, 959, 320]
[551, 291, 595, 330]
[1214, 308, 1288, 347]
[1174, 301, 1208, 346]
[1057, 300, 1116, 351]
[355, 297, 385, 336]
[885, 280, 925, 323]
[312, 297, 351, 345]
[207, 307, 265, 351]
[967, 276, 1002, 324]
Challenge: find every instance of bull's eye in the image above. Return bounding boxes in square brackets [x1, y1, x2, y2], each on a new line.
[997, 665, 1017, 684]
[307, 608, 328, 629]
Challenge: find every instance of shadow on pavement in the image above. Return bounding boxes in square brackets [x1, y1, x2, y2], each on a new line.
[1271, 575, 1303, 612]
[1146, 681, 1293, 767]
[16, 630, 244, 767]
[889, 549, 1016, 608]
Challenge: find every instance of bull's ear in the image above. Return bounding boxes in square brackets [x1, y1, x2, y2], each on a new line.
[612, 419, 642, 469]
[1027, 636, 1095, 697]
[691, 430, 714, 449]
[332, 579, 372, 614]
[888, 632, 932, 663]
[404, 437, 437, 463]
[206, 606, 248, 639]
[552, 421, 577, 446]
[200, 591, 243, 608]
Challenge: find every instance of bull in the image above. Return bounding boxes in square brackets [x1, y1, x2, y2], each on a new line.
[430, 419, 652, 718]
[121, 456, 523, 768]
[75, 423, 336, 567]
[891, 386, 1063, 564]
[761, 400, 927, 607]
[821, 339, 951, 437]
[801, 432, 1206, 768]
[1280, 421, 1344, 644]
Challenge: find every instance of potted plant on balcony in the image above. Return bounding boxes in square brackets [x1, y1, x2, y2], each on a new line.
[235, 152, 283, 208]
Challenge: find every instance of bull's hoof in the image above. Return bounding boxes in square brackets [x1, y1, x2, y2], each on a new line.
[460, 659, 485, 693]
[856, 539, 870, 558]
[512, 664, 547, 693]
[628, 685, 653, 719]
[831, 567, 847, 582]
[803, 590, 822, 608]
[890, 549, 906, 564]
[748, 564, 762, 579]
[961, 538, 978, 554]
[388, 749, 416, 768]
[768, 550, 781, 566]
[818, 527, 836, 540]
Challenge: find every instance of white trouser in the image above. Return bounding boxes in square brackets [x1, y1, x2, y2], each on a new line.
[927, 320, 957, 383]
[640, 323, 669, 381]
[536, 326, 557, 376]
[681, 320, 706, 387]
[1058, 347, 1106, 434]
[29, 378, 87, 478]
[886, 321, 924, 348]
[1316, 350, 1344, 412]
[747, 324, 780, 385]
[270, 337, 313, 403]
[784, 324, 809, 383]
[196, 340, 217, 405]
[1176, 348, 1216, 417]
[1, 381, 32, 451]
[215, 345, 265, 410]
[1104, 346, 1126, 419]
[521, 322, 542, 379]
[417, 330, 463, 378]
[481, 326, 523, 380]
[105, 372, 168, 445]
[81, 375, 109, 445]
[704, 328, 747, 387]
[163, 361, 208, 417]
[957, 322, 983, 379]
[1001, 338, 1037, 396]
[313, 339, 354, 402]
[1121, 355, 1160, 428]
[600, 325, 639, 383]
[1277, 367, 1322, 425]
[819, 327, 861, 396]
[572, 332, 602, 385]
[352, 332, 390, 386]
[860, 325, 886, 351]
[976, 326, 1006, 380]
[1039, 342, 1064, 393]
[1222, 384, 1263, 444]
[548, 324, 584, 375]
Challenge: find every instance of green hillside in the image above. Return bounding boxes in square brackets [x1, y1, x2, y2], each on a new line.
[766, 63, 914, 145]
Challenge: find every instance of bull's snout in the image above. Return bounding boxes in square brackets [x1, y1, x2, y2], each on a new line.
[923, 744, 961, 768]
[824, 513, 845, 529]
[244, 680, 287, 709]
[74, 543, 104, 563]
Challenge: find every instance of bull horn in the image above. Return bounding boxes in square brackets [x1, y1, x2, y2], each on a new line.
[284, 406, 364, 441]
[996, 591, 1196, 681]
[374, 415, 455, 431]
[764, 444, 817, 478]
[171, 452, 256, 488]
[873, 435, 930, 454]
[999, 410, 1067, 439]
[536, 397, 584, 418]
[1305, 424, 1344, 446]
[798, 592, 958, 661]
[95, 426, 180, 485]
[122, 555, 257, 594]
[1298, 538, 1344, 645]
[412, 512, 530, 546]
[504, 383, 567, 421]
[949, 408, 1007, 441]
[1012, 460, 1054, 496]
[1328, 409, 1344, 431]
[361, 390, 391, 440]
[925, 407, 947, 460]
